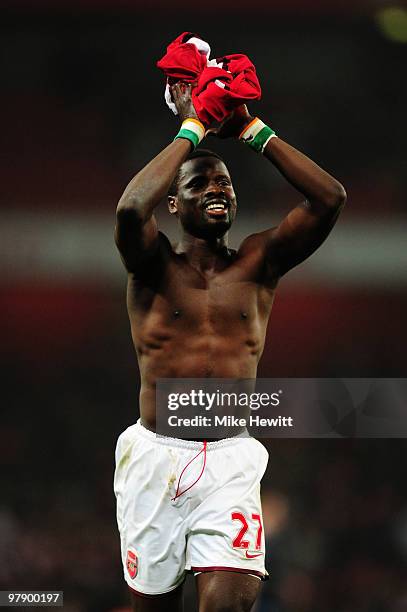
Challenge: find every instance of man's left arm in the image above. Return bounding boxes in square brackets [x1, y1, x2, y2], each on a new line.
[211, 106, 346, 278]
[261, 134, 347, 277]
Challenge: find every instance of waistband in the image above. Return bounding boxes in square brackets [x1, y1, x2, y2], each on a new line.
[135, 419, 250, 451]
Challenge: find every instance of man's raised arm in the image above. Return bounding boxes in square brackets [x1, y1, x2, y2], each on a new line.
[262, 133, 346, 276]
[115, 83, 200, 272]
[211, 105, 347, 278]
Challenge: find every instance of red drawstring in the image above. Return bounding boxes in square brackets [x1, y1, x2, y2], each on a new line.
[171, 440, 207, 501]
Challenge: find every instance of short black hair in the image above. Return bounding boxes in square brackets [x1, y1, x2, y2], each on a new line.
[168, 149, 226, 196]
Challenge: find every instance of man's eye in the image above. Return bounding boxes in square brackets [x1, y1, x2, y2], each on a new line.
[190, 181, 205, 189]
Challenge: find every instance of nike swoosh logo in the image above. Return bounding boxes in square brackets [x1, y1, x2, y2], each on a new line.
[245, 551, 263, 558]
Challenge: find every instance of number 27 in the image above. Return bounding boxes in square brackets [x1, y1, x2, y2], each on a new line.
[232, 512, 263, 550]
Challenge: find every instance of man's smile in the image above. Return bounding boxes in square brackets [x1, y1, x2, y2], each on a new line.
[203, 198, 230, 217]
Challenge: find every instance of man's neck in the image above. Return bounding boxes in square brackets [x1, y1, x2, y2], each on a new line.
[176, 232, 230, 273]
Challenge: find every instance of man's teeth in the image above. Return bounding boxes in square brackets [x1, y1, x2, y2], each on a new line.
[206, 203, 226, 210]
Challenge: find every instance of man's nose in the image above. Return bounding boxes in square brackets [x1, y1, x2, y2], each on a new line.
[206, 184, 225, 198]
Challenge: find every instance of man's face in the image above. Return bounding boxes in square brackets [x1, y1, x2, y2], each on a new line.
[168, 157, 237, 238]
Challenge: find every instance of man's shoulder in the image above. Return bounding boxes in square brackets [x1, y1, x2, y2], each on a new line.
[126, 231, 173, 285]
[238, 229, 278, 255]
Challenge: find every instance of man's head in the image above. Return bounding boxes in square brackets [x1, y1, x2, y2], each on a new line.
[168, 149, 237, 239]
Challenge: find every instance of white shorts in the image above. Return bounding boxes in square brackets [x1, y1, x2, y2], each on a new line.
[113, 420, 269, 596]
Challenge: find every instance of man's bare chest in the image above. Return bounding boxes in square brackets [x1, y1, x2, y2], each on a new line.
[127, 260, 275, 331]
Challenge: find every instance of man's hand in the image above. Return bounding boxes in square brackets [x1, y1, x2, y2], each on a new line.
[170, 82, 199, 123]
[207, 104, 254, 139]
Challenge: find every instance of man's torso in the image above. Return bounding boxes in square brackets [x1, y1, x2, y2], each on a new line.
[126, 234, 276, 430]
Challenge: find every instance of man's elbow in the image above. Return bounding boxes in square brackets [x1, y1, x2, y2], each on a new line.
[116, 195, 145, 225]
[325, 182, 347, 209]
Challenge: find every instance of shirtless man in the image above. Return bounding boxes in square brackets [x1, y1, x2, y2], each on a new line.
[113, 83, 346, 612]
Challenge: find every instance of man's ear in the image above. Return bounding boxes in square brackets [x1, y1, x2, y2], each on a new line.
[168, 195, 178, 215]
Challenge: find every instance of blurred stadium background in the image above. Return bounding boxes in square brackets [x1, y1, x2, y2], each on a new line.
[1, 0, 406, 610]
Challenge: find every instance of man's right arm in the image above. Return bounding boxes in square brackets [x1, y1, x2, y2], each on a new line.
[115, 138, 191, 272]
[115, 83, 198, 273]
